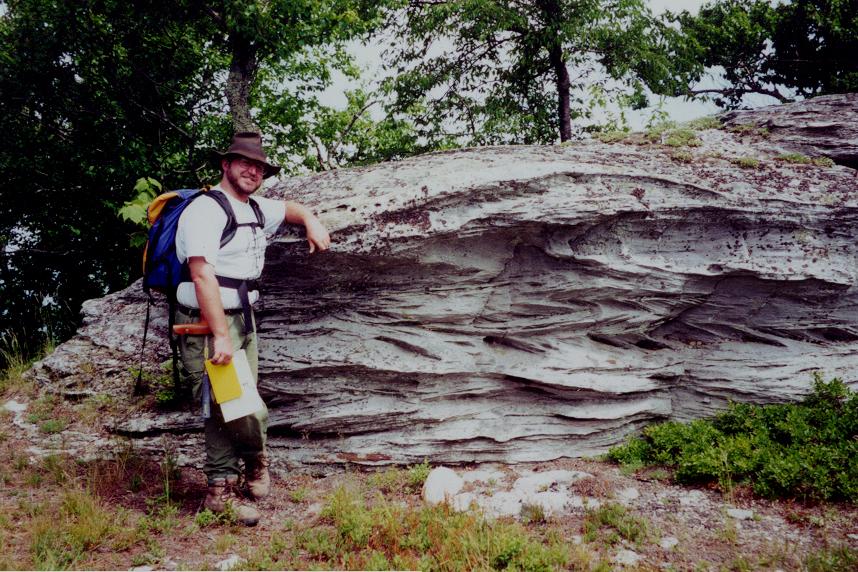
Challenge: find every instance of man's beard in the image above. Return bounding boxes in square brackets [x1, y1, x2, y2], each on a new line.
[226, 168, 262, 196]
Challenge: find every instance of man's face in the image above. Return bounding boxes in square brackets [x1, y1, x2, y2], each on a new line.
[223, 156, 265, 196]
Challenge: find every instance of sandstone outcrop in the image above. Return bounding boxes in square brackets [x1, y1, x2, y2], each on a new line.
[33, 94, 858, 467]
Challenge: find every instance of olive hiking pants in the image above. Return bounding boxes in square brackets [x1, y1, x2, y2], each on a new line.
[176, 308, 269, 484]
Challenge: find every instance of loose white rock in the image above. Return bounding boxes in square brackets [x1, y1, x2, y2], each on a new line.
[423, 467, 465, 505]
[452, 492, 477, 512]
[512, 470, 591, 493]
[726, 508, 754, 520]
[129, 567, 154, 572]
[617, 487, 640, 504]
[526, 490, 575, 517]
[3, 399, 26, 413]
[612, 549, 641, 567]
[461, 467, 506, 485]
[660, 536, 679, 550]
[678, 490, 708, 507]
[215, 554, 244, 571]
[477, 491, 524, 518]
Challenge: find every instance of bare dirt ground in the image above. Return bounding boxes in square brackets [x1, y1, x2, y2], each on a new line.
[1, 393, 857, 571]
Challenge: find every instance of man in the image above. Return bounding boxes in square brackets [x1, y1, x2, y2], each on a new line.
[175, 132, 330, 525]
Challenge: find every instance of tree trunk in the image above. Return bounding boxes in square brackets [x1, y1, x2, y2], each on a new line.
[549, 43, 572, 142]
[226, 33, 259, 134]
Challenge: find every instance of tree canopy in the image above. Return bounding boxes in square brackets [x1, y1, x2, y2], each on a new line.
[677, 0, 858, 107]
[382, 0, 701, 144]
[1, 0, 853, 365]
[0, 0, 393, 361]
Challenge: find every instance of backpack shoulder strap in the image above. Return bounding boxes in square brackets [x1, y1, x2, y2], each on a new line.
[203, 189, 239, 247]
[231, 196, 265, 232]
[247, 197, 265, 227]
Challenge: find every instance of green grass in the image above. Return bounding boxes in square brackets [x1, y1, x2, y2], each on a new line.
[302, 483, 570, 571]
[364, 459, 431, 495]
[39, 418, 68, 434]
[288, 486, 309, 503]
[582, 503, 649, 546]
[804, 545, 858, 572]
[607, 374, 858, 502]
[0, 333, 54, 396]
[30, 487, 134, 570]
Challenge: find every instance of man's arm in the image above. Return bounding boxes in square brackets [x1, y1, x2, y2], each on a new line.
[284, 200, 331, 253]
[188, 256, 233, 365]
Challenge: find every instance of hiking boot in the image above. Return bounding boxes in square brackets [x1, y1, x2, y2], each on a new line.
[244, 453, 271, 500]
[204, 476, 260, 526]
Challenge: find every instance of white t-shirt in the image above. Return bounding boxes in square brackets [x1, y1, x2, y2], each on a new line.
[175, 187, 286, 309]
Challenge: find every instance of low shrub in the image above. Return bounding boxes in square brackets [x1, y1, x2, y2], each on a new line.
[607, 375, 858, 502]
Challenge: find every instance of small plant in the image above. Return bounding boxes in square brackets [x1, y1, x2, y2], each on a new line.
[406, 459, 431, 491]
[520, 502, 547, 524]
[685, 116, 722, 130]
[0, 333, 54, 396]
[594, 130, 629, 144]
[665, 128, 702, 148]
[582, 503, 649, 545]
[41, 455, 69, 485]
[731, 156, 760, 169]
[804, 545, 858, 572]
[40, 418, 68, 434]
[812, 156, 835, 167]
[30, 488, 125, 570]
[157, 439, 181, 506]
[289, 486, 309, 503]
[776, 152, 812, 164]
[367, 467, 404, 494]
[729, 123, 769, 137]
[214, 532, 237, 553]
[672, 150, 694, 163]
[295, 527, 338, 559]
[647, 468, 671, 481]
[77, 394, 115, 427]
[139, 502, 180, 535]
[718, 517, 738, 544]
[194, 509, 219, 528]
[27, 393, 58, 424]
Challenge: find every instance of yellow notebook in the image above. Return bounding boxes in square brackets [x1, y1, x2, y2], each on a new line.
[204, 359, 243, 404]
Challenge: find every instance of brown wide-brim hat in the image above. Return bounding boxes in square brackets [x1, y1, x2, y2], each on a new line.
[210, 131, 281, 178]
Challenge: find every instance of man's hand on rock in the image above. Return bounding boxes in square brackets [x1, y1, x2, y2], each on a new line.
[305, 217, 331, 254]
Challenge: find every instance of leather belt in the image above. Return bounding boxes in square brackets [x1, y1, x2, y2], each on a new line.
[177, 305, 247, 317]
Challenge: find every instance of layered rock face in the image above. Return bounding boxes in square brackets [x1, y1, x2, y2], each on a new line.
[34, 94, 858, 467]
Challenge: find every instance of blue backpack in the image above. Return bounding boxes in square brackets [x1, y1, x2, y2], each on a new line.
[134, 187, 263, 396]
